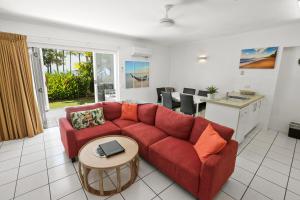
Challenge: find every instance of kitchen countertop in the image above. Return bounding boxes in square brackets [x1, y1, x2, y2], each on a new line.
[204, 92, 264, 109]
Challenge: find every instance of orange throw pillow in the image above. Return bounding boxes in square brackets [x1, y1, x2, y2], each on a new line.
[120, 103, 138, 121]
[194, 123, 227, 161]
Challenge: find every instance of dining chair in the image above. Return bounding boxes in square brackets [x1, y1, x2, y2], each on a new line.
[198, 90, 208, 97]
[197, 90, 208, 112]
[183, 88, 196, 95]
[162, 92, 181, 110]
[180, 93, 196, 115]
[156, 87, 166, 103]
[165, 87, 175, 93]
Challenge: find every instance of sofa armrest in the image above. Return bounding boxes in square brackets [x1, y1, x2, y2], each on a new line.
[59, 117, 77, 159]
[198, 140, 238, 200]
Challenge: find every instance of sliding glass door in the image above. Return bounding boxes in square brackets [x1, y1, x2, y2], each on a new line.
[93, 52, 117, 102]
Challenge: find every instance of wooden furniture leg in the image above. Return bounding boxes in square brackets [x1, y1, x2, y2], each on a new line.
[116, 167, 121, 192]
[98, 169, 104, 195]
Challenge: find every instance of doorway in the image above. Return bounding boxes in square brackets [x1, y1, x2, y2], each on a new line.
[29, 47, 118, 128]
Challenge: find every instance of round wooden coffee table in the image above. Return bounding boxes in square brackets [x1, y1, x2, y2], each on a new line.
[78, 135, 139, 196]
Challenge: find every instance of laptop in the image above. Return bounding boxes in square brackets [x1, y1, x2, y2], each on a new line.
[97, 140, 125, 158]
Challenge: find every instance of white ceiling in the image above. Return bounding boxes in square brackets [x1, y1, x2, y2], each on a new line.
[0, 0, 299, 44]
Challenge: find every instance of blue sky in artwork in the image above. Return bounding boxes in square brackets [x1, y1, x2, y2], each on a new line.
[241, 47, 278, 59]
[125, 61, 149, 73]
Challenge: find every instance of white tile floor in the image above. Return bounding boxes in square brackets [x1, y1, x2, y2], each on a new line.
[0, 127, 299, 200]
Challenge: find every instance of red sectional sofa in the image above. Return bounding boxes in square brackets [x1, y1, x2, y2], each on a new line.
[59, 102, 238, 200]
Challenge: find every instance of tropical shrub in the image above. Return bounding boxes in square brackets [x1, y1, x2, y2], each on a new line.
[46, 72, 92, 101]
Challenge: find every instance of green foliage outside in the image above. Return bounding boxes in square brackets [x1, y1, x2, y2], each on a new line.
[46, 71, 91, 101]
[43, 49, 94, 102]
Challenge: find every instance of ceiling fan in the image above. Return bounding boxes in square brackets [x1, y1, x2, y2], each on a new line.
[160, 4, 175, 27]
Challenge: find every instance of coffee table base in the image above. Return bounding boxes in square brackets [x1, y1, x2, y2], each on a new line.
[78, 156, 139, 196]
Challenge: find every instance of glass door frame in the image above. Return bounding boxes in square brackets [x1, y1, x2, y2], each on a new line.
[93, 50, 119, 103]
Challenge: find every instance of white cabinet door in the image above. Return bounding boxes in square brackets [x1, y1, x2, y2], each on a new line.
[236, 106, 250, 142]
[249, 101, 258, 129]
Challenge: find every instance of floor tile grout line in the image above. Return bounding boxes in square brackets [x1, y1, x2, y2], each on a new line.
[137, 165, 175, 198]
[42, 133, 53, 200]
[105, 168, 126, 200]
[228, 177, 272, 200]
[258, 163, 290, 177]
[155, 182, 175, 197]
[0, 166, 20, 176]
[283, 139, 298, 200]
[254, 173, 288, 190]
[72, 162, 90, 200]
[0, 155, 22, 163]
[239, 130, 280, 200]
[13, 183, 50, 199]
[1, 158, 57, 182]
[140, 177, 161, 196]
[12, 139, 25, 199]
[56, 187, 84, 200]
[237, 128, 262, 156]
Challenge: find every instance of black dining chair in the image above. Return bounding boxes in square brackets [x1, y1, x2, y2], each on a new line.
[180, 93, 196, 115]
[183, 88, 196, 95]
[165, 87, 175, 93]
[198, 90, 208, 97]
[156, 87, 166, 103]
[162, 92, 181, 110]
[197, 90, 208, 112]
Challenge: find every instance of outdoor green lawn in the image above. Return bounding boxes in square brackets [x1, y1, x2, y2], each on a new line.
[49, 97, 95, 109]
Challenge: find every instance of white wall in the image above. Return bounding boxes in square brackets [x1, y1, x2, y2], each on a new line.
[0, 18, 170, 103]
[169, 22, 300, 129]
[269, 47, 300, 133]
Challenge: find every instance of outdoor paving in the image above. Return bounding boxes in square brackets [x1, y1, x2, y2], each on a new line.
[46, 108, 65, 128]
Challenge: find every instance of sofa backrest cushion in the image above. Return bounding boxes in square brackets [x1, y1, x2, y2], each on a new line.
[155, 106, 194, 140]
[120, 103, 138, 121]
[189, 117, 234, 144]
[65, 103, 102, 122]
[138, 104, 158, 125]
[102, 102, 122, 120]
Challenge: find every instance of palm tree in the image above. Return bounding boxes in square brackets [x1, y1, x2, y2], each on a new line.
[53, 50, 65, 72]
[69, 51, 79, 72]
[42, 48, 56, 73]
[62, 50, 65, 72]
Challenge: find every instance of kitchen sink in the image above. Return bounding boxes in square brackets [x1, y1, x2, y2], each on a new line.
[227, 95, 250, 100]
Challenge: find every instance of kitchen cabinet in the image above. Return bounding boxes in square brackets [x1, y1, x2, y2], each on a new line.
[205, 97, 263, 143]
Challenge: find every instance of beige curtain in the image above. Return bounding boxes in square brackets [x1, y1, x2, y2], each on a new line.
[0, 32, 43, 141]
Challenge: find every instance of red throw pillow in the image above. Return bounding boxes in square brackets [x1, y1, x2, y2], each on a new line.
[194, 123, 227, 161]
[120, 103, 138, 121]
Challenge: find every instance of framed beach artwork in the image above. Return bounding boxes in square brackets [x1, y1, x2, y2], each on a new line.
[125, 61, 149, 88]
[239, 47, 278, 69]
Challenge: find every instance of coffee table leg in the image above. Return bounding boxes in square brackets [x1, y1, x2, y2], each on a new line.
[98, 170, 104, 195]
[116, 167, 121, 192]
[83, 167, 89, 190]
[135, 156, 139, 176]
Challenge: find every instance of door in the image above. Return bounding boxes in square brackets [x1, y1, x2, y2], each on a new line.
[93, 52, 117, 102]
[29, 47, 48, 128]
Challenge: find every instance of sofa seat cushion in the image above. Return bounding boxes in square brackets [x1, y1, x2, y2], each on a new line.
[190, 117, 234, 144]
[113, 118, 138, 129]
[122, 123, 167, 159]
[149, 136, 201, 196]
[75, 121, 121, 149]
[155, 106, 194, 140]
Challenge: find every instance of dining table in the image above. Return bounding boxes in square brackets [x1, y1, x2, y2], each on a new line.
[162, 92, 208, 114]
